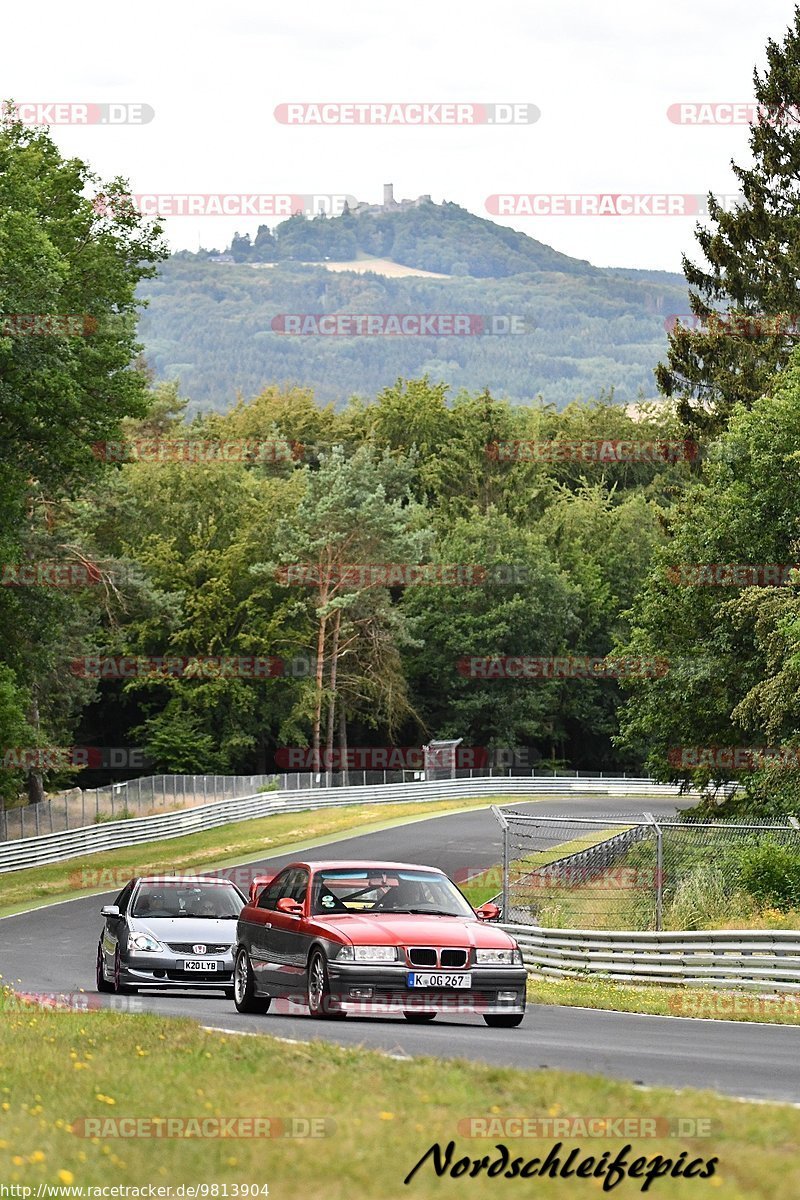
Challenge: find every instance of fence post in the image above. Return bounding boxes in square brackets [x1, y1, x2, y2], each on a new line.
[643, 811, 663, 931]
[491, 805, 510, 919]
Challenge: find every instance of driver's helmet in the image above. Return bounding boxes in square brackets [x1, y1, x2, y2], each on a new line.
[383, 878, 426, 908]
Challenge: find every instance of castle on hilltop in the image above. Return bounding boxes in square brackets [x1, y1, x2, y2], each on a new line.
[349, 183, 433, 216]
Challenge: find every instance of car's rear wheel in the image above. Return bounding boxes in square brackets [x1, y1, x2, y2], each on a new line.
[96, 942, 113, 993]
[233, 948, 271, 1014]
[483, 1013, 524, 1028]
[307, 950, 346, 1019]
[403, 1011, 437, 1023]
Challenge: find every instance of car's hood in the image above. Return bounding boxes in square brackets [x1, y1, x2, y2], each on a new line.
[313, 913, 516, 949]
[130, 917, 237, 943]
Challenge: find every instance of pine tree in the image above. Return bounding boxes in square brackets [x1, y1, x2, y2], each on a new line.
[658, 7, 800, 434]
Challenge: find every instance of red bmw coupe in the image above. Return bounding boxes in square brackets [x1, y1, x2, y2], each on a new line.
[232, 860, 527, 1026]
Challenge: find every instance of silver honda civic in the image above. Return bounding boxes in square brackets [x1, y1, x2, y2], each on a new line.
[96, 875, 246, 996]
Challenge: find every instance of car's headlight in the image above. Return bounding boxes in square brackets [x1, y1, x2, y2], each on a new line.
[129, 933, 164, 953]
[345, 946, 398, 962]
[475, 948, 519, 965]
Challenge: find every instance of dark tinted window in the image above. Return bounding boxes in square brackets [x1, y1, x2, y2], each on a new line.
[131, 882, 243, 919]
[258, 870, 292, 910]
[287, 869, 309, 905]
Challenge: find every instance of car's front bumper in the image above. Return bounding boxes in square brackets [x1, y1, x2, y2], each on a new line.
[120, 952, 234, 989]
[326, 962, 527, 1014]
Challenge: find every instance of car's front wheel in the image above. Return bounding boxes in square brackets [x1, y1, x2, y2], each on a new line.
[112, 946, 136, 995]
[233, 948, 270, 1014]
[96, 942, 113, 993]
[483, 1013, 524, 1028]
[403, 1011, 436, 1023]
[307, 950, 346, 1019]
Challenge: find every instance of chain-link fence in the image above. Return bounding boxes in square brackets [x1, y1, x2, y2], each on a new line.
[492, 808, 800, 930]
[0, 774, 280, 840]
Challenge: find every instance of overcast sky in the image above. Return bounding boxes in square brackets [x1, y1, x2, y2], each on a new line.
[2, 0, 793, 272]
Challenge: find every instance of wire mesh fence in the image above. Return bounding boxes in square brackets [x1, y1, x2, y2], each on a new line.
[491, 808, 800, 930]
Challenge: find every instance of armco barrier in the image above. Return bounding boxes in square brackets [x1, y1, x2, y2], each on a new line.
[503, 924, 800, 992]
[0, 776, 681, 873]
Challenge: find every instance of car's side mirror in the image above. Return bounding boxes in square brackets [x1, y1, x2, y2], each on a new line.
[101, 904, 120, 918]
[475, 902, 500, 922]
[276, 897, 303, 917]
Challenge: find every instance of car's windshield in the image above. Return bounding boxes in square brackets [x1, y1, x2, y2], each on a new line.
[131, 883, 243, 919]
[310, 868, 475, 917]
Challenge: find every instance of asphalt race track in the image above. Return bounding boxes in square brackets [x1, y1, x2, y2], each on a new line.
[2, 797, 799, 1103]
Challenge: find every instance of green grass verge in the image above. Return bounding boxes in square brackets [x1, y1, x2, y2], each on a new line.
[526, 976, 800, 1025]
[0, 1003, 797, 1198]
[0, 798, 502, 918]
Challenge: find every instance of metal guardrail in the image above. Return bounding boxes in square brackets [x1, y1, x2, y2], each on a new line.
[2, 768, 690, 842]
[503, 924, 800, 992]
[0, 776, 681, 874]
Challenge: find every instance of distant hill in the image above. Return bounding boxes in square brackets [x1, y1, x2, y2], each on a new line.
[136, 198, 688, 413]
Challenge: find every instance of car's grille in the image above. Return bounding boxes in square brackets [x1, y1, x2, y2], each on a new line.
[440, 949, 469, 968]
[166, 943, 231, 954]
[406, 947, 469, 968]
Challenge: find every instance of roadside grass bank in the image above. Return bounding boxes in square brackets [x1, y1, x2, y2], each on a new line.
[0, 1002, 796, 1198]
[526, 976, 800, 1025]
[0, 797, 503, 917]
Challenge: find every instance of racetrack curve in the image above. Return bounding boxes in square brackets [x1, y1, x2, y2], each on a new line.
[2, 796, 799, 1104]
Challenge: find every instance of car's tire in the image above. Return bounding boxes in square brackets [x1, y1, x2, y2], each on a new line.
[233, 948, 270, 1014]
[112, 946, 136, 995]
[307, 950, 346, 1019]
[403, 1011, 437, 1023]
[96, 942, 114, 993]
[223, 987, 235, 1000]
[483, 1013, 524, 1028]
